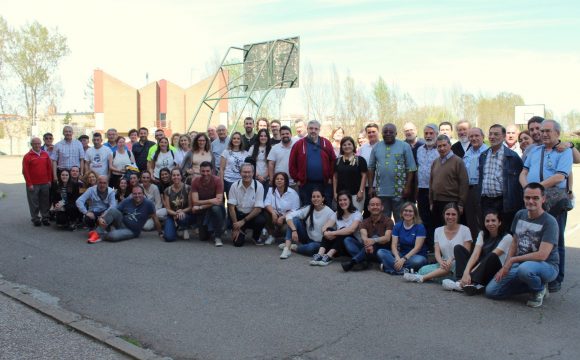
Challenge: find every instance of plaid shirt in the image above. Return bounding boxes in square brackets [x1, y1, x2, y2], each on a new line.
[481, 146, 504, 197]
[51, 139, 84, 170]
[416, 144, 439, 189]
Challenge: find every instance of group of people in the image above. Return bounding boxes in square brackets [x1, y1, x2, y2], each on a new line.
[23, 115, 577, 308]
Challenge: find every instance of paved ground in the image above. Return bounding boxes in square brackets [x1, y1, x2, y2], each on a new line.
[1, 156, 580, 360]
[0, 291, 128, 360]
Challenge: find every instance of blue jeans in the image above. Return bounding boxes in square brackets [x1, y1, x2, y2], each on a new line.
[343, 236, 386, 263]
[285, 217, 321, 256]
[164, 213, 194, 242]
[485, 261, 559, 299]
[376, 249, 427, 274]
[196, 205, 225, 238]
[96, 208, 137, 242]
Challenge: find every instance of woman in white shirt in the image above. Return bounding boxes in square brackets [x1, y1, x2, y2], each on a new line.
[265, 172, 300, 243]
[108, 137, 135, 188]
[404, 202, 472, 283]
[280, 189, 334, 259]
[220, 132, 248, 196]
[174, 134, 191, 168]
[248, 129, 272, 196]
[148, 137, 176, 183]
[310, 191, 363, 266]
[442, 210, 513, 295]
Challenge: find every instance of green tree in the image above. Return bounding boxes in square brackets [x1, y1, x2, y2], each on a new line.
[2, 20, 69, 124]
[477, 92, 525, 131]
[373, 76, 397, 124]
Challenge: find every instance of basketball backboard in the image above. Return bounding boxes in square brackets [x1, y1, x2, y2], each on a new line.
[515, 104, 545, 125]
[243, 37, 299, 91]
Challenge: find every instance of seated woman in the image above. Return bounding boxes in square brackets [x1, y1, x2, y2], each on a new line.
[156, 167, 172, 195]
[80, 170, 98, 194]
[280, 189, 335, 259]
[140, 170, 168, 231]
[442, 210, 513, 294]
[404, 202, 472, 283]
[265, 172, 300, 244]
[377, 202, 428, 274]
[162, 168, 192, 242]
[51, 169, 81, 229]
[115, 178, 131, 202]
[310, 191, 362, 266]
[70, 165, 83, 187]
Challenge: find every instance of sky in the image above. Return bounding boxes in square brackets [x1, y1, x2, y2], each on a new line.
[2, 0, 580, 118]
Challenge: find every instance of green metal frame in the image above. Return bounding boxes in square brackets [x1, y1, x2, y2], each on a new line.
[186, 38, 299, 134]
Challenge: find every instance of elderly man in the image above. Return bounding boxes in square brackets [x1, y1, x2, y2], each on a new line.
[429, 135, 469, 230]
[191, 161, 225, 247]
[84, 132, 112, 177]
[268, 126, 295, 187]
[207, 125, 218, 142]
[416, 124, 440, 249]
[104, 128, 118, 150]
[451, 120, 471, 158]
[292, 119, 307, 142]
[242, 117, 258, 151]
[211, 124, 229, 176]
[23, 137, 53, 226]
[505, 124, 522, 156]
[89, 185, 163, 243]
[228, 163, 267, 246]
[462, 128, 488, 240]
[41, 132, 55, 158]
[403, 122, 425, 155]
[132, 127, 156, 172]
[78, 135, 90, 156]
[519, 119, 572, 293]
[51, 126, 85, 179]
[76, 175, 117, 233]
[478, 124, 523, 232]
[486, 183, 559, 307]
[289, 120, 336, 205]
[368, 123, 417, 222]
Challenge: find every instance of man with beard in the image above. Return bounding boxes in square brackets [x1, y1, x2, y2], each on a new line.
[403, 122, 425, 156]
[270, 120, 282, 145]
[415, 124, 440, 250]
[268, 126, 295, 188]
[451, 120, 471, 158]
[131, 127, 156, 172]
[242, 117, 258, 151]
[368, 123, 417, 223]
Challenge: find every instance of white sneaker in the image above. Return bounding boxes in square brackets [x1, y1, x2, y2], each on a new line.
[265, 235, 275, 245]
[182, 229, 190, 240]
[278, 243, 286, 250]
[290, 244, 298, 252]
[403, 272, 424, 283]
[280, 247, 292, 259]
[214, 237, 223, 247]
[442, 279, 463, 292]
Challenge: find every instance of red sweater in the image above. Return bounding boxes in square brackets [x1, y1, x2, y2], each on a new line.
[289, 136, 336, 184]
[22, 149, 53, 186]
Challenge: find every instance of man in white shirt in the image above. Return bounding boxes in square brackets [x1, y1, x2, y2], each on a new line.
[358, 123, 380, 218]
[85, 132, 112, 176]
[228, 163, 266, 246]
[268, 126, 295, 187]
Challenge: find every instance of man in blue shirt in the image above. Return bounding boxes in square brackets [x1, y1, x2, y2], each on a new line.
[462, 127, 488, 240]
[519, 119, 572, 293]
[368, 124, 417, 222]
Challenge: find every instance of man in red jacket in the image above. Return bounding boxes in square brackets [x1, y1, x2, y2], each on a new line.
[22, 137, 54, 226]
[289, 120, 336, 205]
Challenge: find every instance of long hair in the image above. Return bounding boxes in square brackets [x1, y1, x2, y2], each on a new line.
[228, 132, 243, 151]
[193, 132, 210, 152]
[153, 137, 170, 162]
[482, 210, 506, 240]
[442, 202, 460, 225]
[58, 169, 76, 194]
[251, 129, 272, 161]
[272, 172, 289, 195]
[336, 190, 357, 220]
[399, 201, 422, 224]
[306, 188, 325, 231]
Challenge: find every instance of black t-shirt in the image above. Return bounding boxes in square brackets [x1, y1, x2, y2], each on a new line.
[335, 156, 368, 195]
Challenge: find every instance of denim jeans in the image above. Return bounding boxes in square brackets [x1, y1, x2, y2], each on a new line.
[196, 205, 225, 238]
[485, 261, 559, 299]
[285, 217, 321, 256]
[343, 236, 386, 263]
[164, 213, 194, 242]
[96, 208, 137, 242]
[376, 249, 427, 274]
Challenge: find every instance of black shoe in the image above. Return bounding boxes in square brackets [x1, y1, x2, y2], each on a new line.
[358, 260, 370, 271]
[463, 284, 485, 296]
[548, 281, 561, 293]
[341, 260, 355, 272]
[42, 219, 50, 226]
[33, 220, 41, 227]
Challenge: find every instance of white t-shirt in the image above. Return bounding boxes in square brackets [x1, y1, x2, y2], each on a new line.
[85, 146, 112, 176]
[434, 225, 472, 261]
[248, 145, 269, 178]
[475, 232, 513, 265]
[288, 205, 335, 242]
[221, 149, 248, 183]
[174, 148, 188, 167]
[111, 150, 132, 174]
[153, 151, 176, 178]
[267, 142, 294, 184]
[264, 187, 300, 215]
[334, 211, 363, 240]
[358, 142, 377, 164]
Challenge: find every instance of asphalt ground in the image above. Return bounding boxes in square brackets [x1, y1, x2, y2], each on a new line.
[2, 157, 580, 359]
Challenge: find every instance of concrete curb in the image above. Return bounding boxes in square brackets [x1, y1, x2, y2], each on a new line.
[0, 278, 170, 360]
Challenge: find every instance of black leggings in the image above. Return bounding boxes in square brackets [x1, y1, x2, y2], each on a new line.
[454, 245, 502, 286]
